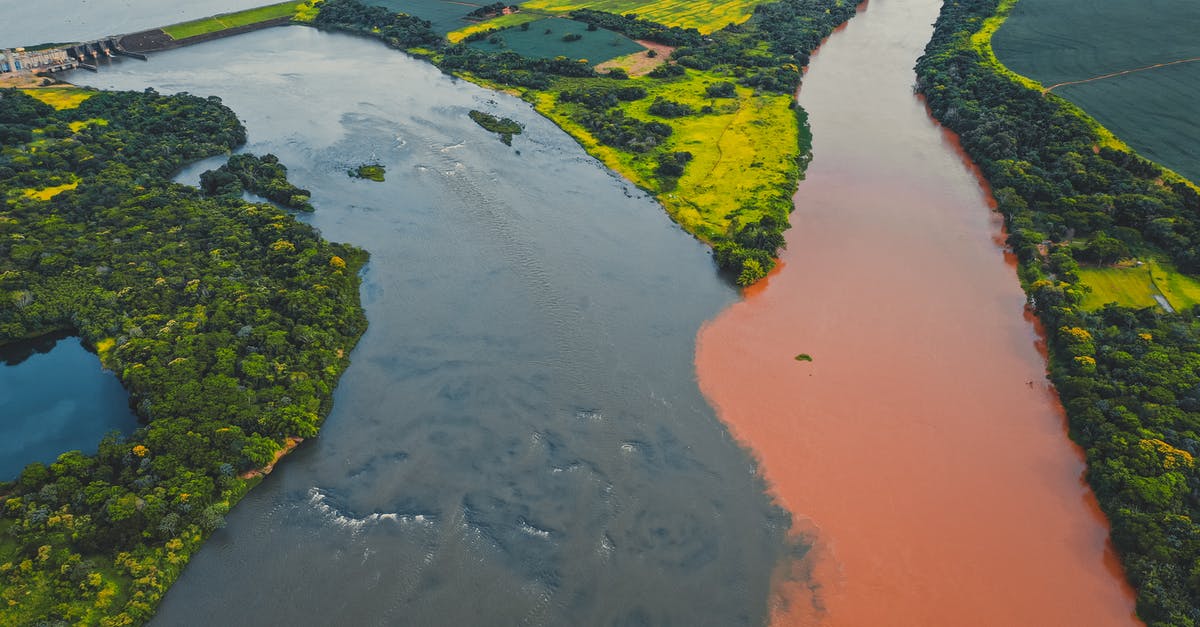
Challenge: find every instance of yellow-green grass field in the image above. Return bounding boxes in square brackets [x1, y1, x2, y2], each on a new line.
[532, 70, 799, 241]
[519, 0, 770, 34]
[22, 182, 79, 201]
[162, 1, 305, 40]
[1078, 259, 1200, 312]
[294, 0, 322, 22]
[68, 118, 108, 132]
[448, 12, 546, 43]
[19, 87, 94, 110]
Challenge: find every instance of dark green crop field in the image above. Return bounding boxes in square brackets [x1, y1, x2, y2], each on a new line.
[363, 0, 483, 34]
[467, 17, 643, 63]
[1055, 62, 1200, 183]
[993, 0, 1200, 183]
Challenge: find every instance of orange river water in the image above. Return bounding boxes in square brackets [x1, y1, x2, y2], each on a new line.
[695, 1, 1142, 625]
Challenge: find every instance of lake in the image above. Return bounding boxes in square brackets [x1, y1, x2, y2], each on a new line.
[0, 332, 137, 479]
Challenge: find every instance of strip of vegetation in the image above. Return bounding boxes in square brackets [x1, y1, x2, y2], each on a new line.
[916, 2, 1200, 624]
[161, 1, 306, 40]
[311, 0, 857, 284]
[200, 152, 315, 211]
[468, 109, 524, 145]
[19, 86, 95, 111]
[448, 12, 543, 44]
[0, 87, 367, 625]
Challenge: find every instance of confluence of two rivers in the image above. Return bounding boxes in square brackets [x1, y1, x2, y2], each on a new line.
[697, 1, 1140, 625]
[6, 0, 1145, 622]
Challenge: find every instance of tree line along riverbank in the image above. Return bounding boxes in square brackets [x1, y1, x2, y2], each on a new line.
[917, 0, 1200, 624]
[0, 87, 367, 624]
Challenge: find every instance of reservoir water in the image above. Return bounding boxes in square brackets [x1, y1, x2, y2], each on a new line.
[6, 0, 275, 46]
[0, 333, 137, 479]
[48, 25, 793, 625]
[696, 1, 1141, 625]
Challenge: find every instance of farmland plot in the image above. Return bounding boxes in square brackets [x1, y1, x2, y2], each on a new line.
[519, 0, 769, 34]
[363, 0, 486, 33]
[468, 17, 643, 63]
[993, 0, 1200, 183]
[1056, 62, 1200, 184]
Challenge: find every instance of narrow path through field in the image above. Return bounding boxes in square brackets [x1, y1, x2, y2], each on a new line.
[704, 96, 747, 179]
[1044, 56, 1200, 92]
[674, 94, 746, 222]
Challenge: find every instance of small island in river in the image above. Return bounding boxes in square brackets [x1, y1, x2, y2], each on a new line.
[350, 162, 387, 181]
[469, 108, 523, 145]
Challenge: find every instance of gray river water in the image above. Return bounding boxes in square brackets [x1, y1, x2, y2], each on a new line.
[4, 22, 796, 625]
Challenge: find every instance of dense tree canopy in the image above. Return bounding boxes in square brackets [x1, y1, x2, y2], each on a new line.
[200, 152, 315, 211]
[0, 87, 367, 625]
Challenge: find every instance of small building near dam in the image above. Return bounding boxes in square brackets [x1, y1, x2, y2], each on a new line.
[1, 47, 77, 74]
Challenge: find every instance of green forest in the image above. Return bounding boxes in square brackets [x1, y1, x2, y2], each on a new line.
[917, 1, 1200, 624]
[0, 88, 367, 624]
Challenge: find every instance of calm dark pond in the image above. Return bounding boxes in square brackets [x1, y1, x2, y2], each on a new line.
[10, 23, 796, 625]
[0, 332, 137, 479]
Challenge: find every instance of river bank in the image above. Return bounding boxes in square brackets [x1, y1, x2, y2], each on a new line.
[696, 0, 1140, 624]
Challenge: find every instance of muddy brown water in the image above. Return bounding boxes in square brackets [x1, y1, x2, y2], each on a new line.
[696, 1, 1141, 625]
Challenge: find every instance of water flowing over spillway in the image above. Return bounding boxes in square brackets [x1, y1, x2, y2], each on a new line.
[696, 1, 1140, 624]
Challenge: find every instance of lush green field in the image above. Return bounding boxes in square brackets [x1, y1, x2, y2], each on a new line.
[162, 1, 305, 39]
[519, 0, 769, 34]
[992, 0, 1200, 183]
[535, 70, 798, 242]
[21, 181, 78, 201]
[364, 0, 485, 34]
[67, 117, 108, 132]
[448, 12, 545, 43]
[19, 87, 94, 110]
[1073, 261, 1200, 311]
[468, 17, 643, 63]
